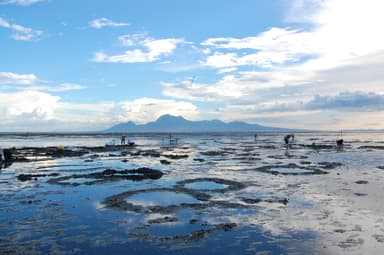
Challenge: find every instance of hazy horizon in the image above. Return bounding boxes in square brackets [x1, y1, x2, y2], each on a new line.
[1, 0, 384, 132]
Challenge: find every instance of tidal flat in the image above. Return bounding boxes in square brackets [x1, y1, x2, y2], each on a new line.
[1, 132, 384, 254]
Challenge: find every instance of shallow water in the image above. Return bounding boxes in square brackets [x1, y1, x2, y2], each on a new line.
[1, 132, 384, 254]
[185, 181, 228, 190]
[127, 191, 200, 207]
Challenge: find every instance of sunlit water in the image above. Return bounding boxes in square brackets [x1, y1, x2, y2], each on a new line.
[1, 132, 384, 254]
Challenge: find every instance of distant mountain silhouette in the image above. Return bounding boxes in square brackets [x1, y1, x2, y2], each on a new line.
[104, 114, 294, 133]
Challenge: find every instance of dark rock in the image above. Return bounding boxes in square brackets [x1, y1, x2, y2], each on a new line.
[160, 159, 171, 165]
[17, 173, 59, 181]
[48, 167, 164, 186]
[163, 154, 188, 160]
[318, 162, 343, 169]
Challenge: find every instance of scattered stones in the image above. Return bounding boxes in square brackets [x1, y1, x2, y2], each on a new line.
[338, 238, 364, 248]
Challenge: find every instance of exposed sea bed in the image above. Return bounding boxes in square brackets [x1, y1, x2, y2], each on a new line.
[1, 132, 384, 254]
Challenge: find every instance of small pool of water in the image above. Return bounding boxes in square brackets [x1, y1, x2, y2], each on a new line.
[60, 177, 100, 184]
[270, 167, 311, 174]
[185, 181, 228, 190]
[127, 191, 200, 207]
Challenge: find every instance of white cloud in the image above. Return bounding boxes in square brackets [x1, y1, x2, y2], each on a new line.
[201, 0, 384, 72]
[0, 72, 87, 92]
[202, 27, 314, 69]
[115, 97, 199, 124]
[89, 17, 129, 29]
[2, 0, 44, 5]
[0, 72, 38, 84]
[160, 76, 245, 102]
[0, 17, 42, 41]
[167, 0, 384, 129]
[0, 92, 200, 131]
[93, 34, 185, 63]
[27, 83, 87, 92]
[0, 90, 60, 120]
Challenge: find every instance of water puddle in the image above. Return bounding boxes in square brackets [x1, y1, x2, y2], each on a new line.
[269, 167, 311, 174]
[59, 177, 100, 185]
[185, 181, 228, 190]
[127, 191, 199, 207]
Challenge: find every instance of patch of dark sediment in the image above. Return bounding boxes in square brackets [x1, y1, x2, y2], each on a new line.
[102, 186, 258, 214]
[9, 145, 142, 162]
[251, 163, 328, 175]
[17, 173, 60, 181]
[162, 154, 189, 160]
[102, 188, 210, 214]
[175, 178, 246, 193]
[130, 222, 237, 243]
[317, 162, 343, 169]
[355, 180, 368, 184]
[48, 167, 164, 186]
[200, 150, 230, 157]
[158, 223, 237, 242]
[147, 216, 178, 224]
[12, 147, 89, 160]
[240, 197, 289, 205]
[358, 145, 384, 150]
[300, 144, 335, 150]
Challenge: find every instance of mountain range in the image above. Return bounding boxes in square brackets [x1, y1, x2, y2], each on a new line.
[104, 114, 294, 133]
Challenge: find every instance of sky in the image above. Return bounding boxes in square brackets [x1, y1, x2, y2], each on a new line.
[1, 0, 384, 132]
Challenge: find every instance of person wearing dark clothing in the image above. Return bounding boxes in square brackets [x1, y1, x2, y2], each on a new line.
[121, 135, 127, 145]
[284, 134, 294, 148]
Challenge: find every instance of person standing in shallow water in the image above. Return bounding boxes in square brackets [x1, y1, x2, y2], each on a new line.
[121, 135, 126, 145]
[284, 134, 294, 148]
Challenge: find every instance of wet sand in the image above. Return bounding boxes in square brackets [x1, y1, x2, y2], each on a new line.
[0, 133, 384, 254]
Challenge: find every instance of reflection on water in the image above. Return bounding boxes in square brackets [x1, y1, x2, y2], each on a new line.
[0, 132, 384, 254]
[127, 191, 199, 207]
[185, 181, 228, 190]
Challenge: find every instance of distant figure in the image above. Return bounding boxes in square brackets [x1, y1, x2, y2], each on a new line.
[336, 129, 343, 148]
[254, 133, 258, 141]
[284, 134, 295, 148]
[127, 139, 135, 146]
[121, 135, 127, 145]
[106, 139, 116, 147]
[336, 139, 344, 147]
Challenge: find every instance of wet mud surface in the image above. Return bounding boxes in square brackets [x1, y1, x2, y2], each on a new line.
[48, 167, 163, 186]
[1, 133, 384, 254]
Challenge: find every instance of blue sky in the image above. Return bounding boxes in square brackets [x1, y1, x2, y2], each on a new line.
[1, 0, 384, 131]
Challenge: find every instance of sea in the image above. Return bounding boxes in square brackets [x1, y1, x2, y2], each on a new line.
[0, 132, 383, 254]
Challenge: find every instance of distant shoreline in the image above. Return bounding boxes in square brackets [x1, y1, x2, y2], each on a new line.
[0, 130, 383, 136]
